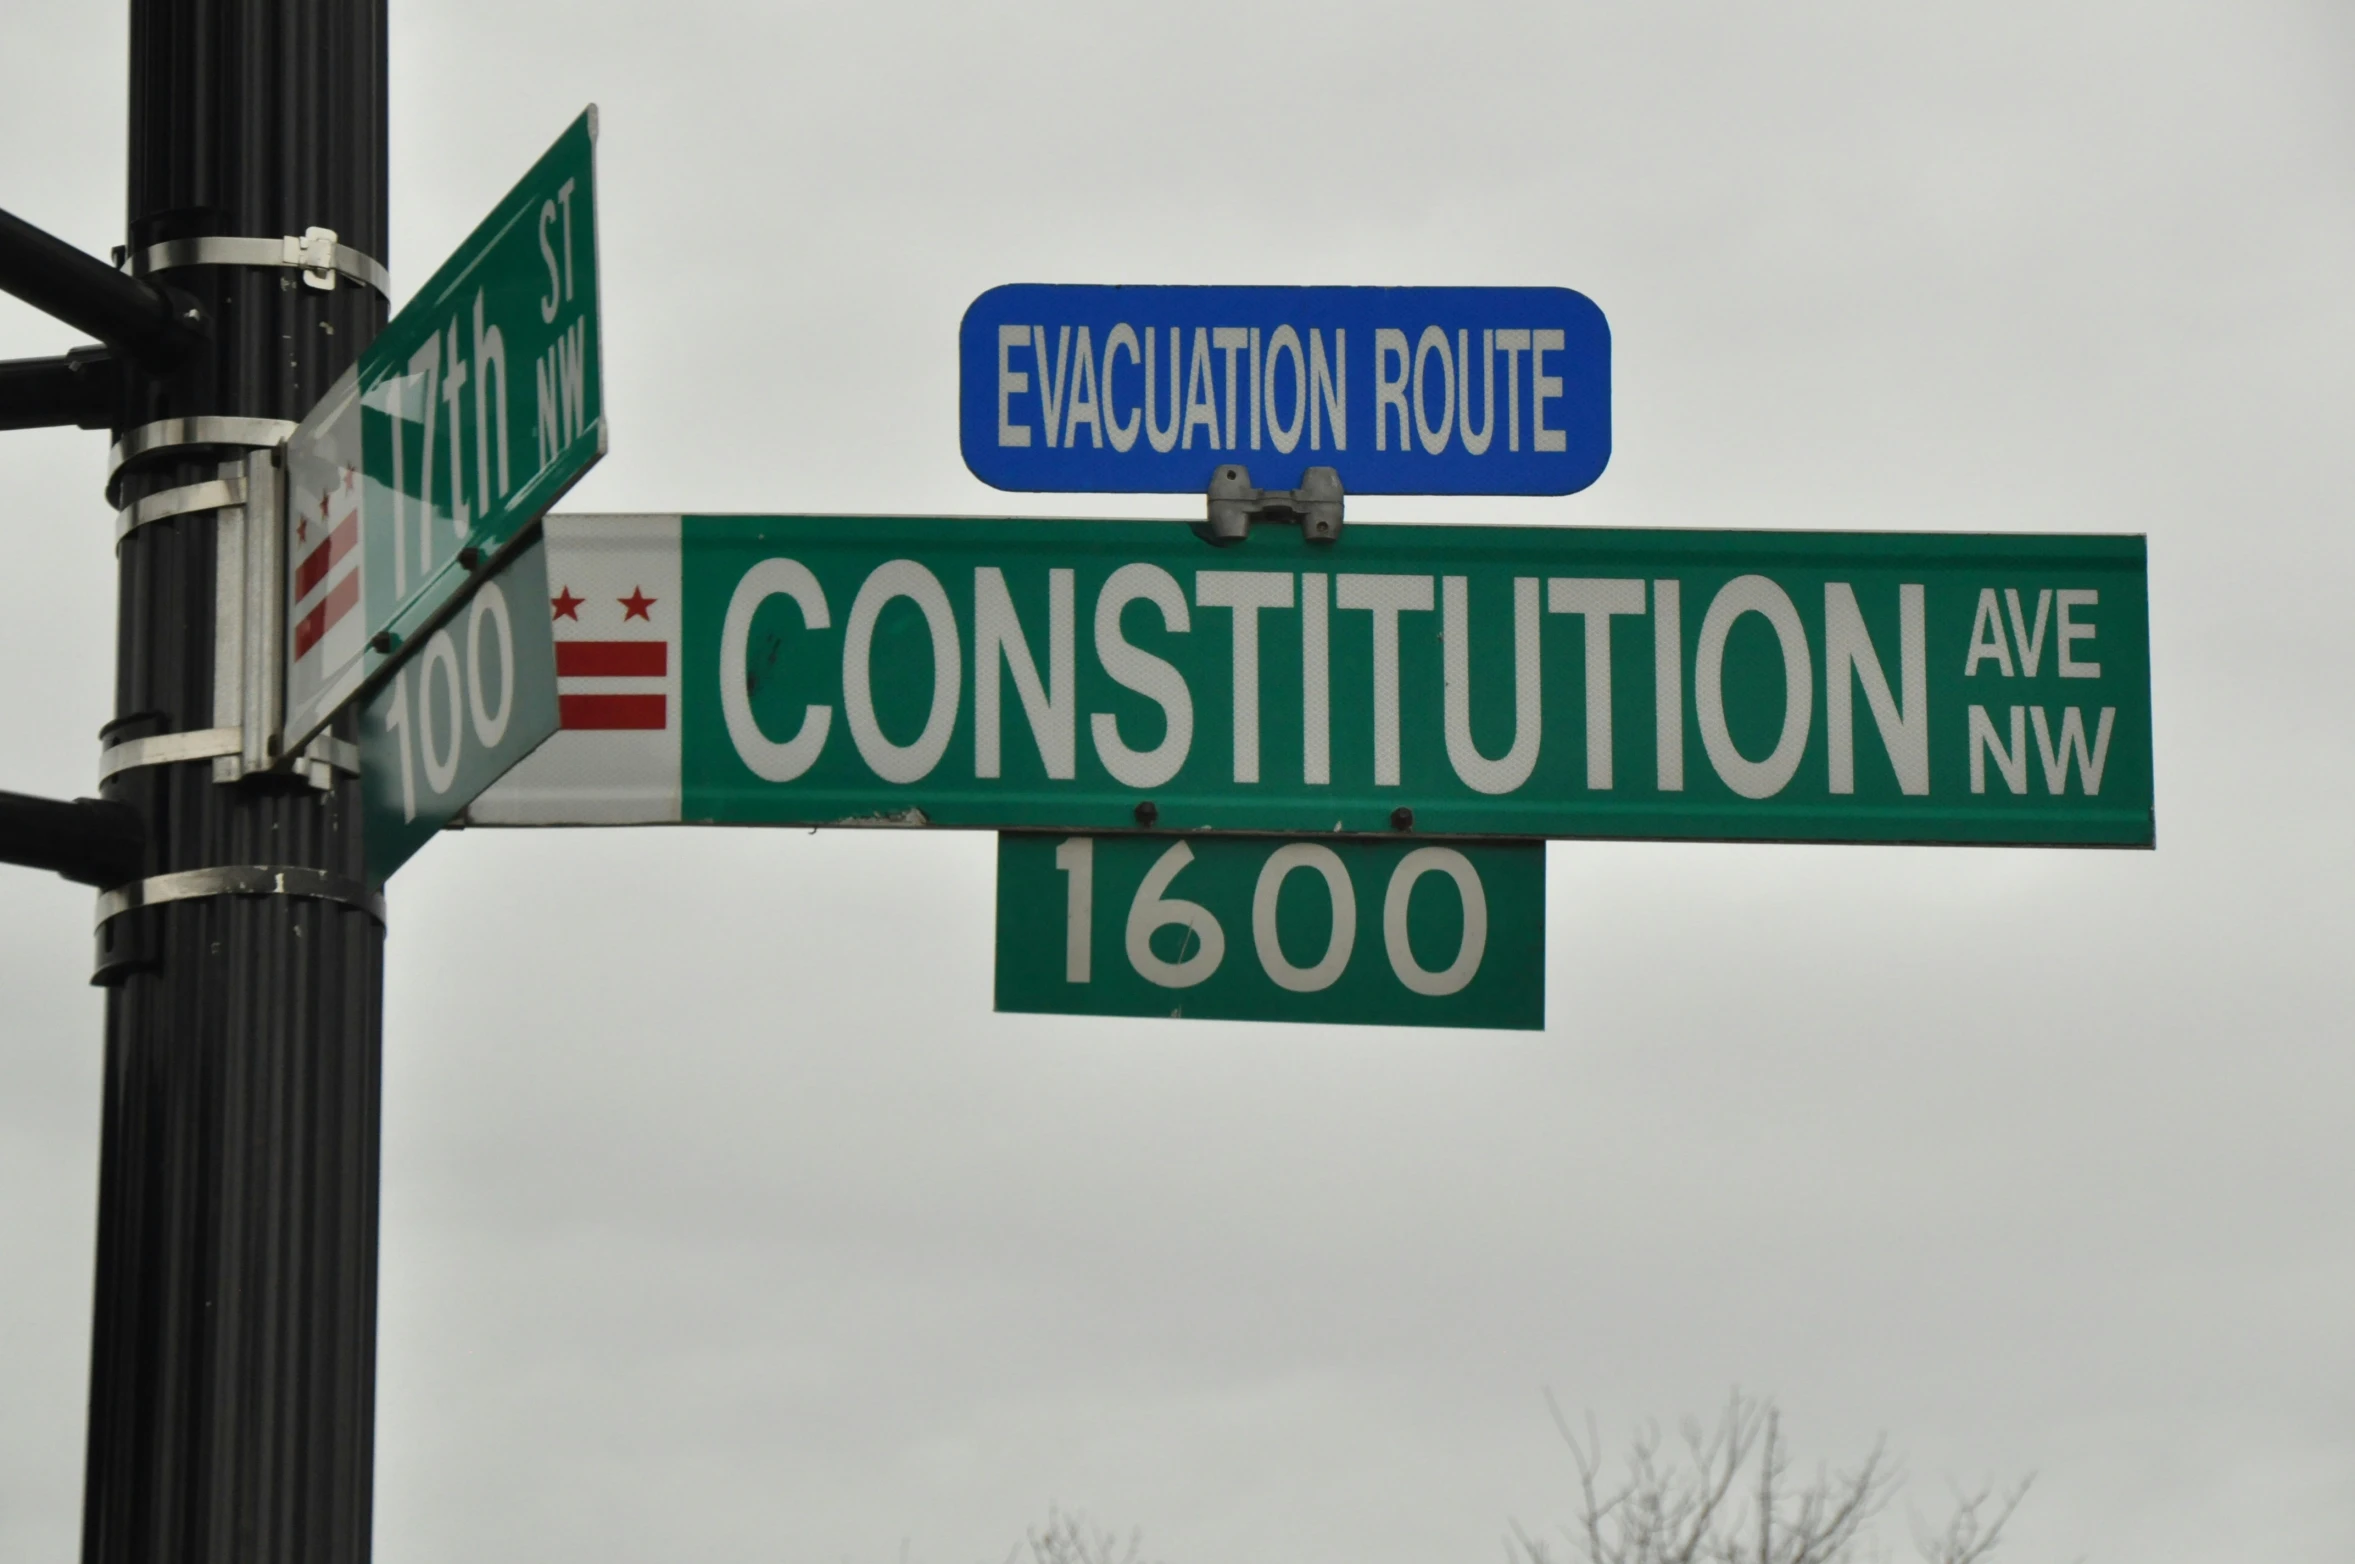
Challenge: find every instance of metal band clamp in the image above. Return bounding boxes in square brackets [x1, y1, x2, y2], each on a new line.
[114, 475, 246, 540]
[98, 727, 244, 779]
[122, 228, 390, 298]
[107, 416, 295, 502]
[94, 865, 384, 929]
[99, 727, 354, 787]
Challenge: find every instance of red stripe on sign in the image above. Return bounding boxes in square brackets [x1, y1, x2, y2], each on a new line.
[291, 570, 361, 659]
[556, 640, 668, 677]
[560, 694, 668, 730]
[292, 511, 358, 599]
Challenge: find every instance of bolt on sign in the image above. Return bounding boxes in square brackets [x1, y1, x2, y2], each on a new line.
[959, 285, 1611, 497]
[466, 514, 2152, 848]
[995, 833, 1545, 1030]
[282, 107, 604, 752]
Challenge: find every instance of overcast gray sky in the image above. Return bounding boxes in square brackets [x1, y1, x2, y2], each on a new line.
[5, 3, 2353, 1561]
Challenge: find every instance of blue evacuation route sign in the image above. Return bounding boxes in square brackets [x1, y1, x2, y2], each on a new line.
[959, 285, 1609, 497]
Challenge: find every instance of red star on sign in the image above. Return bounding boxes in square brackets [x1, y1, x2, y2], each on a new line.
[321, 491, 333, 518]
[551, 587, 583, 620]
[619, 587, 656, 621]
[296, 517, 308, 543]
[342, 466, 357, 492]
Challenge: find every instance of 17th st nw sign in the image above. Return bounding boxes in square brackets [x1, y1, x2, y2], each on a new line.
[468, 514, 2151, 846]
[281, 108, 604, 750]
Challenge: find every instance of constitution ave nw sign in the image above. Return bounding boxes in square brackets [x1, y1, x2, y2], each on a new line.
[466, 514, 2152, 847]
[281, 107, 605, 750]
[960, 285, 1610, 496]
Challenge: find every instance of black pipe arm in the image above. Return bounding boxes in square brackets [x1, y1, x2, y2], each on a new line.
[0, 204, 206, 367]
[0, 788, 145, 888]
[0, 345, 119, 430]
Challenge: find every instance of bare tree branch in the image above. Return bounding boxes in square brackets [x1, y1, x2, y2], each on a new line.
[1913, 1476, 2032, 1564]
[1511, 1393, 2008, 1564]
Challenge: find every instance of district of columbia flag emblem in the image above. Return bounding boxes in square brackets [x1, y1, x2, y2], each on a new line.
[291, 468, 364, 657]
[466, 514, 683, 824]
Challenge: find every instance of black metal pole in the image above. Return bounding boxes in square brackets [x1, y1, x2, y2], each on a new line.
[84, 5, 388, 1564]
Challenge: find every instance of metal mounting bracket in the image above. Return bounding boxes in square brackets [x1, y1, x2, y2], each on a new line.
[207, 446, 293, 783]
[1201, 464, 1343, 544]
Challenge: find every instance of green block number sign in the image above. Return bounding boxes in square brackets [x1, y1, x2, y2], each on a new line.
[359, 537, 560, 883]
[996, 833, 1546, 1029]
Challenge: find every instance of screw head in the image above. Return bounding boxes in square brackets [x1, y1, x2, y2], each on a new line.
[1391, 806, 1415, 831]
[370, 631, 396, 655]
[1134, 800, 1159, 827]
[458, 546, 482, 571]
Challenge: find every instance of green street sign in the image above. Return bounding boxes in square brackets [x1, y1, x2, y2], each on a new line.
[468, 513, 2154, 848]
[996, 832, 1545, 1029]
[283, 107, 604, 750]
[358, 536, 560, 884]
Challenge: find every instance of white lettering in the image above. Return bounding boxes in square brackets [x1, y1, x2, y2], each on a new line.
[1310, 328, 1345, 450]
[1127, 841, 1224, 988]
[1264, 325, 1306, 455]
[2032, 705, 2115, 792]
[1374, 328, 1410, 451]
[1033, 325, 1072, 448]
[440, 321, 471, 539]
[1182, 327, 1220, 450]
[554, 177, 578, 300]
[719, 558, 832, 782]
[1457, 329, 1494, 456]
[1247, 325, 1262, 450]
[1695, 574, 1812, 799]
[1969, 704, 2027, 794]
[843, 560, 960, 784]
[1144, 327, 1181, 453]
[465, 581, 514, 747]
[1195, 571, 1294, 784]
[404, 335, 441, 588]
[1383, 848, 1487, 997]
[973, 567, 1074, 780]
[1102, 324, 1141, 452]
[1254, 843, 1356, 992]
[1548, 577, 1646, 789]
[1493, 328, 1529, 451]
[1061, 325, 1101, 449]
[1654, 578, 1683, 790]
[1301, 571, 1330, 785]
[2005, 588, 2052, 676]
[996, 322, 1032, 447]
[1213, 326, 1248, 450]
[1824, 582, 1928, 795]
[2056, 589, 2101, 678]
[1055, 836, 1093, 983]
[1336, 573, 1436, 786]
[1441, 575, 1540, 794]
[536, 200, 562, 324]
[472, 290, 510, 506]
[1531, 327, 1566, 452]
[1413, 324, 1455, 454]
[1091, 563, 1194, 788]
[1964, 588, 2015, 678]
